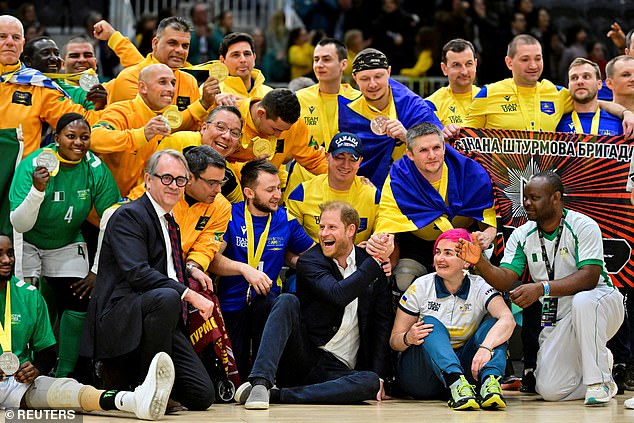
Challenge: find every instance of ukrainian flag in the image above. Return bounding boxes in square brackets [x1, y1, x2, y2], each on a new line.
[376, 144, 494, 234]
[338, 78, 442, 187]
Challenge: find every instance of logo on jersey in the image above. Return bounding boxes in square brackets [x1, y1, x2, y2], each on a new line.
[459, 303, 472, 312]
[241, 225, 247, 235]
[504, 95, 511, 102]
[304, 116, 318, 126]
[52, 191, 65, 202]
[195, 216, 210, 230]
[214, 231, 224, 242]
[76, 189, 89, 200]
[357, 218, 368, 232]
[427, 301, 441, 312]
[501, 103, 518, 112]
[309, 106, 315, 114]
[12, 91, 32, 106]
[540, 101, 555, 115]
[276, 139, 285, 153]
[176, 96, 191, 111]
[449, 106, 456, 113]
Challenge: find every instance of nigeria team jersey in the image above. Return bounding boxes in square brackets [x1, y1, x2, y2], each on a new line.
[501, 209, 613, 320]
[0, 276, 56, 364]
[9, 146, 120, 250]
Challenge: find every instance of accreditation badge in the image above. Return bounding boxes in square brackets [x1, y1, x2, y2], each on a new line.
[0, 352, 19, 376]
[540, 297, 558, 327]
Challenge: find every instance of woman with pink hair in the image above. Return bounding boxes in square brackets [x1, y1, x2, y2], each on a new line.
[389, 228, 515, 410]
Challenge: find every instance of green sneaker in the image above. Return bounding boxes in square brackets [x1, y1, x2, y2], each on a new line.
[448, 375, 480, 410]
[479, 375, 507, 409]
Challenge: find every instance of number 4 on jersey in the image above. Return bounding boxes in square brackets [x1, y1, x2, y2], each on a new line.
[64, 206, 74, 223]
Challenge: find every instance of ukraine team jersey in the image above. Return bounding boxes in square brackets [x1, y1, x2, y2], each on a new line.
[399, 272, 500, 348]
[217, 203, 314, 312]
[425, 85, 480, 126]
[286, 175, 380, 243]
[466, 78, 572, 131]
[556, 109, 622, 136]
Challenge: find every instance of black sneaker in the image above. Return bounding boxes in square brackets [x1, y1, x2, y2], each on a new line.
[613, 363, 626, 395]
[520, 370, 536, 393]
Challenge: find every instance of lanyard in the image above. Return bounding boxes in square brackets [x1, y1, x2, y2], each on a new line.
[244, 203, 272, 269]
[571, 108, 600, 135]
[537, 217, 565, 281]
[0, 284, 11, 353]
[511, 83, 541, 131]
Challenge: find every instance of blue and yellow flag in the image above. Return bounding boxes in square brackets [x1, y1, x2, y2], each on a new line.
[376, 144, 494, 234]
[338, 78, 442, 187]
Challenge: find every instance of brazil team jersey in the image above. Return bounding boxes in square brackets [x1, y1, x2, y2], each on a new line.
[556, 109, 623, 136]
[286, 174, 380, 243]
[9, 146, 121, 250]
[217, 202, 314, 312]
[466, 78, 572, 131]
[425, 85, 480, 126]
[0, 276, 56, 364]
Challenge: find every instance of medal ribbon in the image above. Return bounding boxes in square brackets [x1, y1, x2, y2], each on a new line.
[571, 108, 600, 135]
[42, 69, 98, 81]
[180, 60, 223, 72]
[0, 284, 11, 353]
[244, 203, 272, 269]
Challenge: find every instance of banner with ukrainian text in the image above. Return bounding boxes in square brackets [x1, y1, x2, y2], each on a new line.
[454, 128, 633, 288]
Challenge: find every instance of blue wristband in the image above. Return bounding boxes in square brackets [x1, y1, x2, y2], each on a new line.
[541, 281, 551, 296]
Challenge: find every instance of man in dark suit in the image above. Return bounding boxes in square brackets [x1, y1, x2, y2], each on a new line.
[82, 149, 216, 410]
[234, 200, 394, 409]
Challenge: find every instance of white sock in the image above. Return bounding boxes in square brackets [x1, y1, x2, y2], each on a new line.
[115, 391, 136, 413]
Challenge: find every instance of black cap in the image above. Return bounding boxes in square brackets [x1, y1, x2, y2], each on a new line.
[328, 132, 363, 159]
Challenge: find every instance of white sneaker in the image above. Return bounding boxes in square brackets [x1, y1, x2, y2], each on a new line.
[133, 352, 176, 420]
[625, 396, 634, 409]
[234, 382, 253, 404]
[584, 381, 617, 406]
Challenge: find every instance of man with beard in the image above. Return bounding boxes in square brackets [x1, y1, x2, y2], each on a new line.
[234, 201, 394, 409]
[556, 58, 622, 135]
[210, 159, 314, 380]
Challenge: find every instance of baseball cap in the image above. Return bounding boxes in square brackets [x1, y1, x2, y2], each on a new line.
[328, 132, 363, 160]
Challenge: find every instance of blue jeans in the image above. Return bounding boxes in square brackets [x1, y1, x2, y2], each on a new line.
[396, 316, 507, 399]
[249, 294, 379, 404]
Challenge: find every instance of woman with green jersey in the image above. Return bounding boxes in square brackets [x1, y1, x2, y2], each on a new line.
[9, 113, 121, 378]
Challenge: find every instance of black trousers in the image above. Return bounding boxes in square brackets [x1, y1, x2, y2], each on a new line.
[102, 288, 215, 410]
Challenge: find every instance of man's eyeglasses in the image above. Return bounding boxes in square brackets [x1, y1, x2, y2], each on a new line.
[153, 173, 189, 187]
[200, 176, 229, 188]
[208, 121, 242, 140]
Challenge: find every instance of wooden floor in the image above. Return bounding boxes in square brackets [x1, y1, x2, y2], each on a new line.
[76, 391, 634, 423]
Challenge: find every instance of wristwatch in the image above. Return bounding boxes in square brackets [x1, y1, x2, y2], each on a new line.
[186, 262, 197, 275]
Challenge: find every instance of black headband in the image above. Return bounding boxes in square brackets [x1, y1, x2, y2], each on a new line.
[352, 51, 389, 75]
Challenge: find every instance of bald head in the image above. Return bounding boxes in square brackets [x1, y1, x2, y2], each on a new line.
[138, 63, 176, 110]
[0, 15, 25, 65]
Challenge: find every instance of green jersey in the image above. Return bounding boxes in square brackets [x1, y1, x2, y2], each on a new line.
[0, 276, 56, 364]
[9, 146, 121, 250]
[56, 79, 95, 110]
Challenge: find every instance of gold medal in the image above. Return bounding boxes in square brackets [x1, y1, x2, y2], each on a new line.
[162, 105, 182, 129]
[36, 148, 60, 176]
[252, 137, 271, 157]
[209, 62, 229, 82]
[370, 115, 388, 135]
[78, 73, 100, 91]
